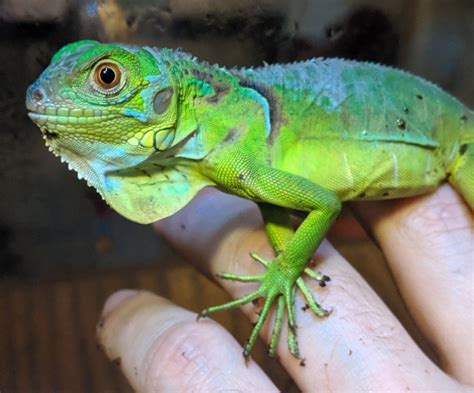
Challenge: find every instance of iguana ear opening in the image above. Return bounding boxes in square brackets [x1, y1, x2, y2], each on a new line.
[154, 87, 174, 115]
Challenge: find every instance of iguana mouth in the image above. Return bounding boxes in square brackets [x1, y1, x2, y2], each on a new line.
[27, 102, 105, 117]
[27, 105, 116, 127]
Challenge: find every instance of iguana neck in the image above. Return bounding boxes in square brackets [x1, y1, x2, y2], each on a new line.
[153, 49, 270, 160]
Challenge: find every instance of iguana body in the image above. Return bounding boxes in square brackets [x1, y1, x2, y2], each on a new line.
[26, 41, 473, 358]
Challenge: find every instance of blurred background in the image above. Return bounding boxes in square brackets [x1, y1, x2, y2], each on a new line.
[0, 0, 472, 391]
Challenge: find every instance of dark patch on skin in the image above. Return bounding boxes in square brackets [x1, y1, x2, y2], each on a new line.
[348, 350, 352, 356]
[139, 169, 151, 178]
[238, 77, 286, 145]
[396, 118, 406, 130]
[112, 357, 122, 367]
[358, 191, 366, 198]
[267, 348, 277, 358]
[152, 163, 166, 169]
[206, 95, 218, 104]
[41, 128, 59, 140]
[223, 128, 238, 143]
[191, 69, 226, 100]
[416, 94, 423, 100]
[95, 342, 106, 352]
[192, 69, 213, 84]
[206, 82, 230, 104]
[97, 317, 105, 329]
[238, 173, 245, 181]
[319, 281, 326, 287]
[301, 304, 309, 312]
[460, 114, 468, 122]
[383, 191, 389, 196]
[180, 224, 186, 230]
[402, 106, 409, 114]
[299, 358, 306, 367]
[459, 144, 467, 156]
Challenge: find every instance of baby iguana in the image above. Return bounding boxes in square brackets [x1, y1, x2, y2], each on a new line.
[26, 41, 473, 359]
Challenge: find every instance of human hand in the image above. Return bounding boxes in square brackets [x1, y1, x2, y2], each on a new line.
[97, 185, 473, 392]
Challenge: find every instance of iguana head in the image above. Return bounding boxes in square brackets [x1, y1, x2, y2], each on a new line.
[26, 40, 209, 223]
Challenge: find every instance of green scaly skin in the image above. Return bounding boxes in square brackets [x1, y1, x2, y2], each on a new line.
[26, 41, 473, 359]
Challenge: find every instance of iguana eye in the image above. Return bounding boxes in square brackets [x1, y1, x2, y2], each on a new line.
[94, 62, 121, 90]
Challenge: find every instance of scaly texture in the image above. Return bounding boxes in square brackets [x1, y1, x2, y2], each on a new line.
[26, 41, 473, 358]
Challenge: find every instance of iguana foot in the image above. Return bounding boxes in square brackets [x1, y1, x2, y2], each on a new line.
[198, 252, 330, 359]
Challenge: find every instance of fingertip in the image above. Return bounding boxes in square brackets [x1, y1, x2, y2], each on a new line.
[101, 289, 139, 319]
[96, 290, 275, 392]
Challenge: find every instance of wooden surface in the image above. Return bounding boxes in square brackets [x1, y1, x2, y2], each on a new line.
[0, 261, 296, 392]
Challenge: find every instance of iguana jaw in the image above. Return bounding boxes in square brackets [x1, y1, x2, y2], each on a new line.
[27, 101, 209, 225]
[28, 118, 211, 224]
[27, 102, 147, 198]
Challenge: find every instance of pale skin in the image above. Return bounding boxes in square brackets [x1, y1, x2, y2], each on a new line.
[97, 184, 473, 392]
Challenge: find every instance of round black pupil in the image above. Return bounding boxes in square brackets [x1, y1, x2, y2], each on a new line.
[100, 66, 116, 85]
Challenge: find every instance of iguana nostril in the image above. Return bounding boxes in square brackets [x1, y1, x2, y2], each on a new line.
[32, 88, 44, 102]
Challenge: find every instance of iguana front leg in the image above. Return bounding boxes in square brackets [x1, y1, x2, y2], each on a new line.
[260, 203, 331, 286]
[199, 162, 341, 359]
[258, 204, 333, 356]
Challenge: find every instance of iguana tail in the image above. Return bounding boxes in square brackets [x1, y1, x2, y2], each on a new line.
[448, 112, 474, 209]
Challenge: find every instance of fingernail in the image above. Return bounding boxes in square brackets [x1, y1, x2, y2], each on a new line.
[101, 289, 139, 318]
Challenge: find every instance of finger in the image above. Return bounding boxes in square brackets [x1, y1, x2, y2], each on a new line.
[155, 187, 264, 283]
[351, 184, 474, 384]
[97, 290, 277, 393]
[154, 189, 465, 391]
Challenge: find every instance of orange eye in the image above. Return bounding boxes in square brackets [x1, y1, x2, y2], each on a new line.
[94, 62, 121, 89]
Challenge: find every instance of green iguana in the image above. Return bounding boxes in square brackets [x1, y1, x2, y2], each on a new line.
[26, 41, 473, 359]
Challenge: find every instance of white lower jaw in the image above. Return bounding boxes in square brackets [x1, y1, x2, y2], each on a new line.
[44, 137, 148, 201]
